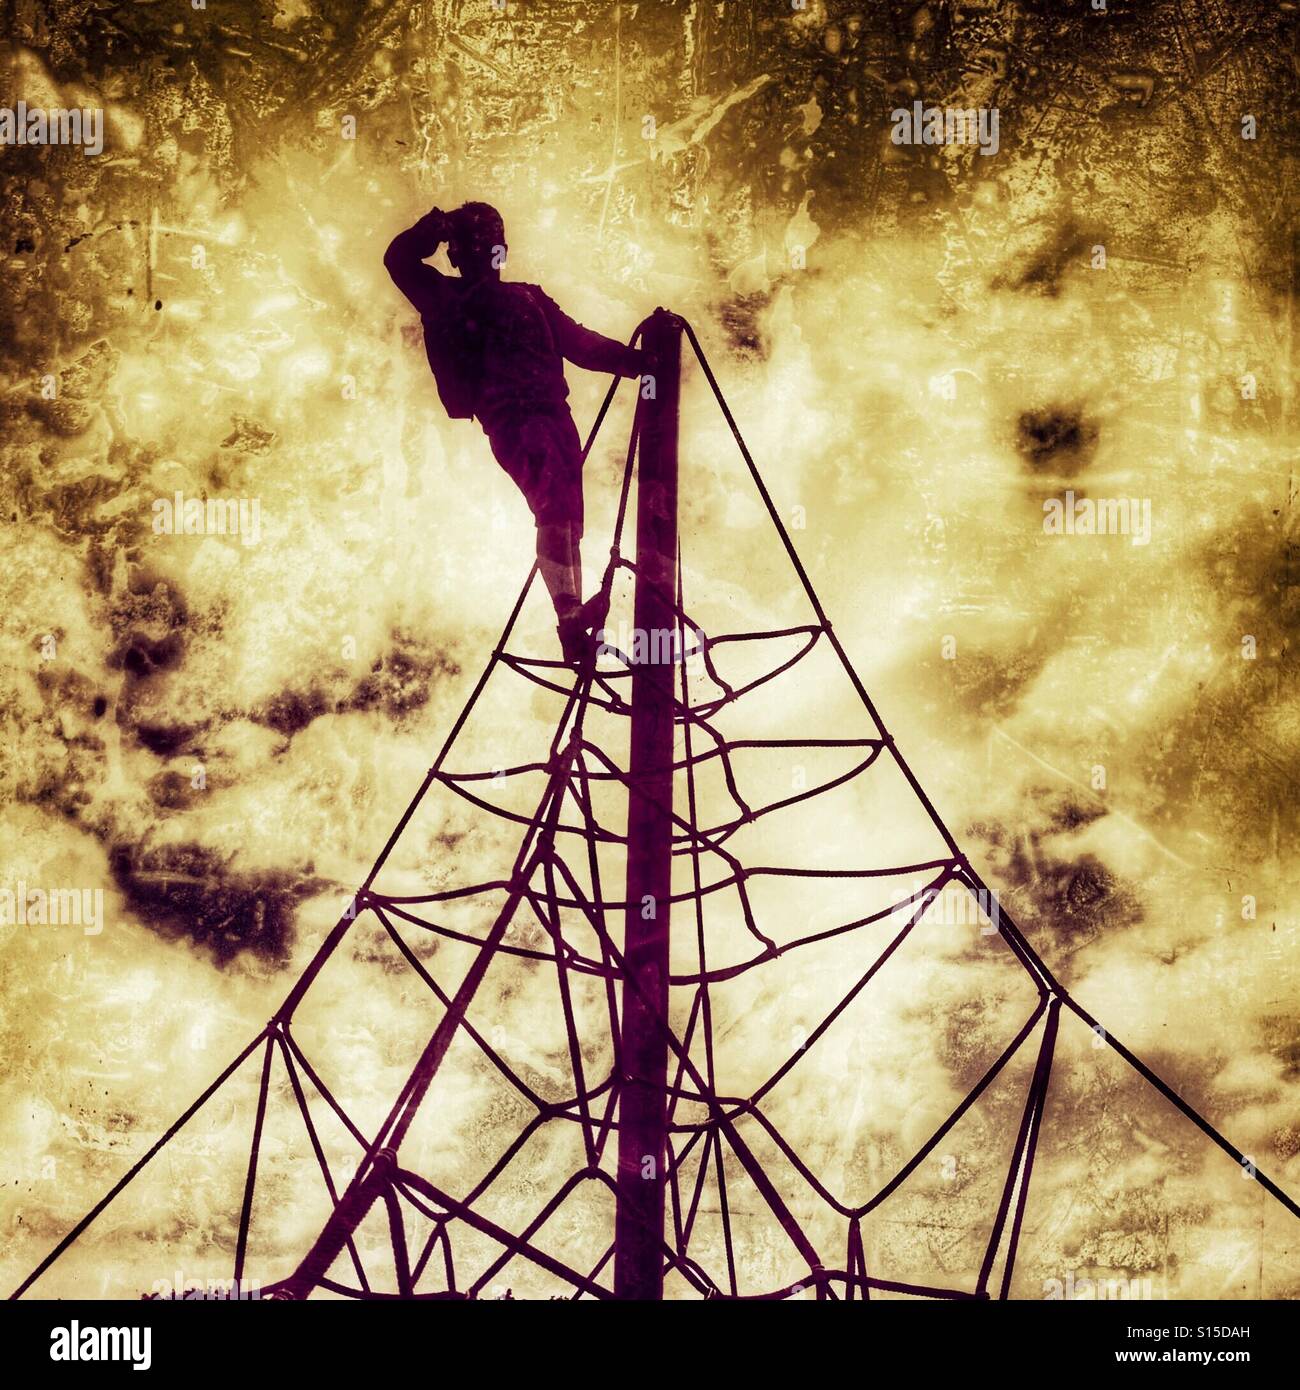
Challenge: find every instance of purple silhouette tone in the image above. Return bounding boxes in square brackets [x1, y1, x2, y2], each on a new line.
[384, 202, 644, 661]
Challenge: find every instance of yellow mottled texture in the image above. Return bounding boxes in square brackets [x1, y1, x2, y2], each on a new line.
[1, 0, 1297, 1300]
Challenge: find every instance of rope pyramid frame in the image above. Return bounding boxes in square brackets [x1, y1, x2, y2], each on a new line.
[12, 317, 1299, 1302]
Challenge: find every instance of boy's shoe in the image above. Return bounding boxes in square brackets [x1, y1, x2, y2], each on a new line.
[574, 589, 610, 636]
[557, 618, 598, 666]
[556, 589, 609, 667]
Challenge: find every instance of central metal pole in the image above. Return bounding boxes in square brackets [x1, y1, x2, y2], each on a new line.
[614, 308, 682, 1300]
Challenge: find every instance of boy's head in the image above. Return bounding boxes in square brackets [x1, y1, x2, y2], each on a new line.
[446, 202, 506, 281]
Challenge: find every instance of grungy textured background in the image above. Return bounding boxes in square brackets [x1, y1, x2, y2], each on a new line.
[1, 0, 1298, 1298]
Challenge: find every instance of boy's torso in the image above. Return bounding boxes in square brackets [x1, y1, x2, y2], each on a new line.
[421, 279, 572, 433]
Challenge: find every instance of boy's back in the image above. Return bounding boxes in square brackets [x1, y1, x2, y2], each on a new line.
[411, 276, 587, 434]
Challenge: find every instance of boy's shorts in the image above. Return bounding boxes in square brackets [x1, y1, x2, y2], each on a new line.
[486, 406, 585, 535]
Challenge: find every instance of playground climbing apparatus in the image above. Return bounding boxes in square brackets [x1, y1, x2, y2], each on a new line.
[13, 311, 1300, 1302]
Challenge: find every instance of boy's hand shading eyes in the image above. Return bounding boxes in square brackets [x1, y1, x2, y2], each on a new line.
[411, 208, 450, 254]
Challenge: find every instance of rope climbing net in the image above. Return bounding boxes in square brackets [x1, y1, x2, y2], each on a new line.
[12, 318, 1300, 1303]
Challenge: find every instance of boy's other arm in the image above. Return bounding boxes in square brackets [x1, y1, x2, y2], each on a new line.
[383, 210, 450, 316]
[541, 294, 645, 379]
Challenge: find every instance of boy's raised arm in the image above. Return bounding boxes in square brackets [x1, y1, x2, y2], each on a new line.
[383, 209, 450, 315]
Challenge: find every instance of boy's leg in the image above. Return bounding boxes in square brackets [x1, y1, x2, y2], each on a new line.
[536, 521, 582, 618]
[492, 411, 603, 658]
[541, 521, 598, 663]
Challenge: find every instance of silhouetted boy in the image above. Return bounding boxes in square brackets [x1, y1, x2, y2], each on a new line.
[384, 202, 643, 662]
